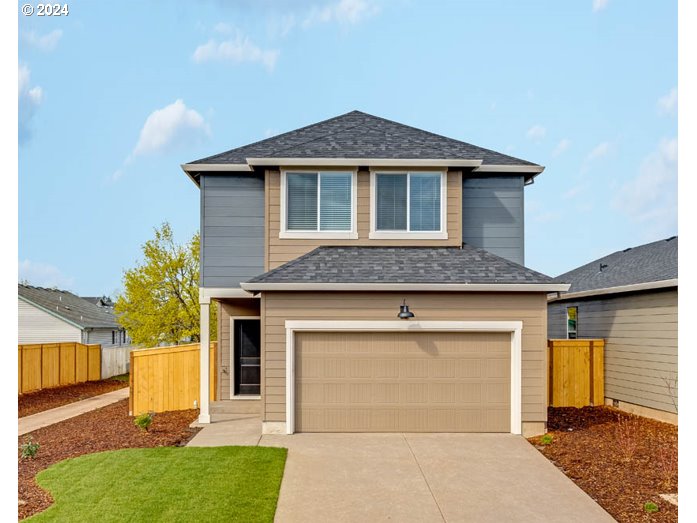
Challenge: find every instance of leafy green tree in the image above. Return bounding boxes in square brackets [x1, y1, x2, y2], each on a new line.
[115, 223, 215, 347]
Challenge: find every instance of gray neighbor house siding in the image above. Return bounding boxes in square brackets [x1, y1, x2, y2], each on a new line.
[200, 173, 265, 287]
[548, 288, 678, 414]
[462, 176, 524, 265]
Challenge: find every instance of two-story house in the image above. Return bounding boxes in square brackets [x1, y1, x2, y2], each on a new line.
[182, 111, 568, 437]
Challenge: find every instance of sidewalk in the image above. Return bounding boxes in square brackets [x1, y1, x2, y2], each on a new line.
[19, 388, 130, 436]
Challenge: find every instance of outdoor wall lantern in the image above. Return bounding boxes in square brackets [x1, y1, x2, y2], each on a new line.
[398, 299, 415, 319]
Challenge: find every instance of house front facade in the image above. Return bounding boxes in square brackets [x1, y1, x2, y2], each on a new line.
[184, 111, 568, 437]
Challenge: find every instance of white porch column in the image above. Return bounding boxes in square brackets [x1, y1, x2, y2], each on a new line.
[199, 301, 211, 424]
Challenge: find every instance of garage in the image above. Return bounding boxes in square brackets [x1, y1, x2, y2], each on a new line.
[295, 330, 512, 433]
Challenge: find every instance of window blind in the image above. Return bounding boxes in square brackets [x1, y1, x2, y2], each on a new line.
[287, 173, 318, 230]
[409, 173, 441, 231]
[376, 174, 407, 230]
[319, 172, 352, 231]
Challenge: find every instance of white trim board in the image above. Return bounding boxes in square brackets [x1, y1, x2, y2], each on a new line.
[283, 320, 523, 435]
[547, 279, 677, 302]
[199, 287, 255, 304]
[242, 282, 570, 292]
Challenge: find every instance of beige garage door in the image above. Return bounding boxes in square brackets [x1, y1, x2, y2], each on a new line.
[295, 331, 511, 432]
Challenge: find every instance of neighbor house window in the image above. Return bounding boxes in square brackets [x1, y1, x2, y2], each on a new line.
[373, 172, 445, 236]
[566, 306, 578, 339]
[284, 171, 354, 235]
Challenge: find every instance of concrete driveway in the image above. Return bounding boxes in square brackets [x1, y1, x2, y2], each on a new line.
[260, 433, 615, 523]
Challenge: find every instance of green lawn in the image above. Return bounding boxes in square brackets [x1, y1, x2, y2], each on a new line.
[28, 446, 287, 522]
[107, 373, 130, 382]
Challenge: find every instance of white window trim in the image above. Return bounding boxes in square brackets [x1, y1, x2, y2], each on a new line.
[280, 169, 358, 239]
[279, 320, 523, 436]
[369, 170, 448, 240]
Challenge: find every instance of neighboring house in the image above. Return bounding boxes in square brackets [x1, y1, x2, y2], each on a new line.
[548, 237, 678, 423]
[18, 285, 132, 376]
[81, 295, 115, 308]
[182, 110, 569, 436]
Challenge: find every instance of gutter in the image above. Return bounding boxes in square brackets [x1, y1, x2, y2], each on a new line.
[547, 278, 678, 302]
[240, 282, 571, 293]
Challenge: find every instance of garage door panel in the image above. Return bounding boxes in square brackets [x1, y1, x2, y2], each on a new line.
[296, 331, 511, 432]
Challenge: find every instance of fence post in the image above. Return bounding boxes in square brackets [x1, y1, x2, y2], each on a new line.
[18, 346, 23, 394]
[129, 351, 134, 416]
[588, 340, 595, 406]
[547, 340, 554, 407]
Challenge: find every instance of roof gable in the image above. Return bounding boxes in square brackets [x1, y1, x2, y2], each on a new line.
[188, 111, 538, 167]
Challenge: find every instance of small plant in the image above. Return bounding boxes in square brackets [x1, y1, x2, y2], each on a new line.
[654, 440, 677, 489]
[614, 414, 641, 462]
[540, 434, 554, 445]
[643, 501, 659, 513]
[20, 437, 40, 459]
[134, 412, 154, 432]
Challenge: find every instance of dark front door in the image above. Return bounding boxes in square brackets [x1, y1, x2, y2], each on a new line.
[234, 319, 261, 395]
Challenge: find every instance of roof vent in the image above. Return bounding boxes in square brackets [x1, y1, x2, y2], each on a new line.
[666, 236, 677, 242]
[622, 248, 632, 252]
[599, 263, 609, 272]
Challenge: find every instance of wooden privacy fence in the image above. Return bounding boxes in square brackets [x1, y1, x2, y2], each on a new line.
[129, 342, 217, 416]
[548, 339, 604, 407]
[18, 343, 101, 394]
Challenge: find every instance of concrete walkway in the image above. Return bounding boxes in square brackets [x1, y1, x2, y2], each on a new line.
[19, 388, 129, 436]
[188, 418, 615, 522]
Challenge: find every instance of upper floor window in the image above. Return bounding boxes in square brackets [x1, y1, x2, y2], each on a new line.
[281, 171, 357, 239]
[370, 171, 447, 239]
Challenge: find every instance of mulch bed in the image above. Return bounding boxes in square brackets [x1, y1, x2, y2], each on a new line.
[529, 406, 677, 523]
[19, 379, 129, 418]
[18, 399, 200, 520]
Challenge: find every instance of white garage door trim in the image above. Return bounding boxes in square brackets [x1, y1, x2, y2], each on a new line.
[283, 320, 523, 435]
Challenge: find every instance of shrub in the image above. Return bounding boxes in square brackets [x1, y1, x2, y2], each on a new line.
[134, 412, 154, 432]
[643, 501, 659, 513]
[20, 437, 40, 459]
[654, 440, 677, 489]
[614, 414, 641, 462]
[540, 434, 554, 445]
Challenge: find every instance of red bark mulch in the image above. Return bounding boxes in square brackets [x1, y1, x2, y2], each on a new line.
[18, 399, 200, 520]
[19, 379, 129, 418]
[529, 406, 677, 523]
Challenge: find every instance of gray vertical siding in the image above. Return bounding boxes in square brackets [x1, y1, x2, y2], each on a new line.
[548, 288, 678, 413]
[462, 176, 525, 265]
[201, 174, 265, 288]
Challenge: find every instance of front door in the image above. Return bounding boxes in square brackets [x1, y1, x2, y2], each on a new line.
[233, 319, 261, 396]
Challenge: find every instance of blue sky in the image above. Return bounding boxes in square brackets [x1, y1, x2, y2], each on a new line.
[18, 0, 677, 296]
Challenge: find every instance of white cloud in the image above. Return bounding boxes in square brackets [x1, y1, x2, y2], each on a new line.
[612, 138, 677, 238]
[586, 141, 611, 161]
[213, 22, 233, 35]
[552, 138, 571, 157]
[19, 64, 43, 144]
[264, 128, 279, 138]
[21, 29, 63, 52]
[593, 0, 609, 12]
[657, 87, 678, 116]
[132, 99, 210, 157]
[19, 260, 75, 289]
[562, 185, 583, 200]
[526, 124, 546, 142]
[193, 33, 279, 72]
[303, 0, 380, 28]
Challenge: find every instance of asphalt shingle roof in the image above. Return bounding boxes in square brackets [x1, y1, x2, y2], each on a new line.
[19, 285, 120, 329]
[553, 236, 678, 294]
[188, 110, 538, 167]
[244, 244, 554, 286]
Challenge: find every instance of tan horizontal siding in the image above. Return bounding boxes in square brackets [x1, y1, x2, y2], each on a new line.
[218, 298, 260, 400]
[547, 288, 677, 413]
[266, 169, 463, 270]
[262, 291, 548, 424]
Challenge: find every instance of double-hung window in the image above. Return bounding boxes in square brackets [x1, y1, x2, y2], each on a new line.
[371, 171, 447, 239]
[282, 171, 356, 238]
